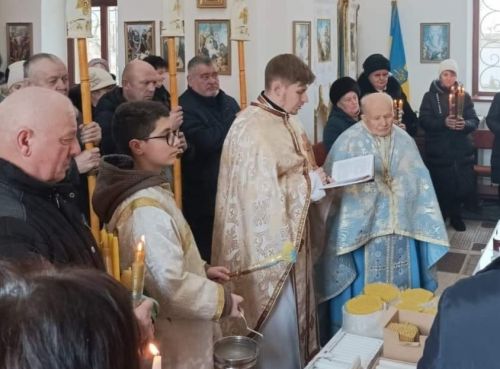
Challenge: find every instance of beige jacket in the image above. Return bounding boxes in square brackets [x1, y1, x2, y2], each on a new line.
[108, 184, 224, 369]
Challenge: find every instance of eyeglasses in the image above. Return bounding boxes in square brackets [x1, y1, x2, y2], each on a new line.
[141, 130, 179, 146]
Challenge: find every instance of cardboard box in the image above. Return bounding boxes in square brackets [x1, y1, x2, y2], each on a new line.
[382, 306, 435, 363]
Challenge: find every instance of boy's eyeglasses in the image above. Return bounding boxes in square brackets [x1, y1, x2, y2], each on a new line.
[141, 130, 179, 146]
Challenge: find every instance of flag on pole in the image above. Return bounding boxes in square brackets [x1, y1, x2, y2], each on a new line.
[389, 0, 410, 99]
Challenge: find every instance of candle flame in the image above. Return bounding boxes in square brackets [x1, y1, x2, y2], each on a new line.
[136, 241, 143, 252]
[149, 343, 160, 356]
[140, 235, 146, 244]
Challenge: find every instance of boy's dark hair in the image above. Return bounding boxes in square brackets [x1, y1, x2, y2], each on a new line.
[264, 53, 315, 90]
[142, 55, 167, 70]
[112, 101, 170, 155]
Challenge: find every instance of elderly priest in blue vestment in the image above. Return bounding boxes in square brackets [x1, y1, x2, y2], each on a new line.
[315, 92, 449, 342]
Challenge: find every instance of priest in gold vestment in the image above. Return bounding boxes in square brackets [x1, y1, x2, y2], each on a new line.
[212, 54, 327, 369]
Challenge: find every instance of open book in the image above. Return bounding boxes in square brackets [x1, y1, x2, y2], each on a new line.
[321, 154, 374, 189]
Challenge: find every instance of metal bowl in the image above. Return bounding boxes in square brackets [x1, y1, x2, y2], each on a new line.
[213, 335, 259, 369]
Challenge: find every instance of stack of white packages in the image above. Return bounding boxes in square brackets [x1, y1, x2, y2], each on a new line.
[306, 330, 383, 369]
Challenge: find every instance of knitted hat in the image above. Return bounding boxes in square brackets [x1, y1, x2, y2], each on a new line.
[7, 60, 25, 89]
[362, 54, 390, 76]
[438, 58, 458, 77]
[329, 77, 360, 106]
[89, 67, 115, 92]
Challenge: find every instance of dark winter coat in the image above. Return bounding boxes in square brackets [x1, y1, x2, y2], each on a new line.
[0, 159, 103, 268]
[418, 256, 500, 369]
[419, 80, 479, 167]
[419, 80, 479, 205]
[323, 106, 358, 153]
[486, 92, 500, 183]
[94, 87, 170, 155]
[179, 87, 239, 261]
[358, 73, 418, 136]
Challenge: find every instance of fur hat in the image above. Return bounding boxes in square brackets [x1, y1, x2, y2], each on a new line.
[362, 54, 390, 76]
[89, 67, 115, 92]
[329, 77, 360, 106]
[438, 58, 458, 77]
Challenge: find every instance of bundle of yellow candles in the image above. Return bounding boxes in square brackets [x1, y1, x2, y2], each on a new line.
[448, 84, 465, 119]
[99, 228, 120, 282]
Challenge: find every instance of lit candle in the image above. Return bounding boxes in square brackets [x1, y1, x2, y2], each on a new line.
[132, 236, 146, 306]
[134, 235, 146, 263]
[398, 99, 403, 111]
[149, 343, 161, 369]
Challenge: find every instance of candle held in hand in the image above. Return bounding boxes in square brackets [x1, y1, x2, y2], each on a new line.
[131, 236, 146, 306]
[149, 343, 162, 369]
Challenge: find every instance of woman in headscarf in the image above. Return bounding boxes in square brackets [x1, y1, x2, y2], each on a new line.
[323, 77, 360, 153]
[358, 53, 418, 136]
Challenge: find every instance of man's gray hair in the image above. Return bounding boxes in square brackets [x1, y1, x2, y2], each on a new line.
[24, 53, 62, 78]
[187, 55, 214, 74]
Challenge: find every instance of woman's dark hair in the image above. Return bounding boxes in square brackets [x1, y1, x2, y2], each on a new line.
[0, 261, 141, 369]
[112, 100, 170, 155]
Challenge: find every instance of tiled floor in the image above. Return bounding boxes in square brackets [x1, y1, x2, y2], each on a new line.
[435, 219, 496, 295]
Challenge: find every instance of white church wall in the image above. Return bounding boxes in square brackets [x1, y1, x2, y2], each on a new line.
[116, 0, 336, 139]
[357, 0, 489, 117]
[0, 0, 41, 70]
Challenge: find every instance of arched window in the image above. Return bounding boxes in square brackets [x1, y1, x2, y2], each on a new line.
[472, 0, 500, 100]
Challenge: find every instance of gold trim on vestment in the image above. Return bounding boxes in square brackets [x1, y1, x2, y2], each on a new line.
[212, 284, 225, 321]
[114, 196, 191, 253]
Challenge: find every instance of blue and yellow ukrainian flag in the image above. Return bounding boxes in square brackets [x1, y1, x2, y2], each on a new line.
[389, 0, 410, 99]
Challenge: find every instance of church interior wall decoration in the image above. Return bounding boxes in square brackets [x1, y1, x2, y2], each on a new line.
[161, 36, 186, 72]
[195, 19, 231, 75]
[420, 22, 450, 63]
[317, 19, 332, 63]
[124, 21, 156, 63]
[197, 0, 226, 8]
[6, 22, 33, 64]
[337, 0, 360, 78]
[293, 21, 311, 67]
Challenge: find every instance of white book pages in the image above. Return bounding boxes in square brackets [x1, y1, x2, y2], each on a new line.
[322, 154, 375, 189]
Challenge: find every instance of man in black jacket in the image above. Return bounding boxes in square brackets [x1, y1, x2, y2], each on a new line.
[180, 56, 240, 262]
[0, 87, 102, 267]
[418, 254, 500, 369]
[94, 59, 181, 155]
[0, 87, 154, 340]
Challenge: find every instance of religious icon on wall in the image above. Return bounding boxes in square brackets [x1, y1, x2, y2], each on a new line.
[6, 23, 33, 64]
[161, 36, 185, 72]
[197, 0, 226, 8]
[420, 23, 450, 63]
[317, 19, 331, 63]
[195, 19, 231, 75]
[293, 21, 311, 67]
[124, 21, 155, 63]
